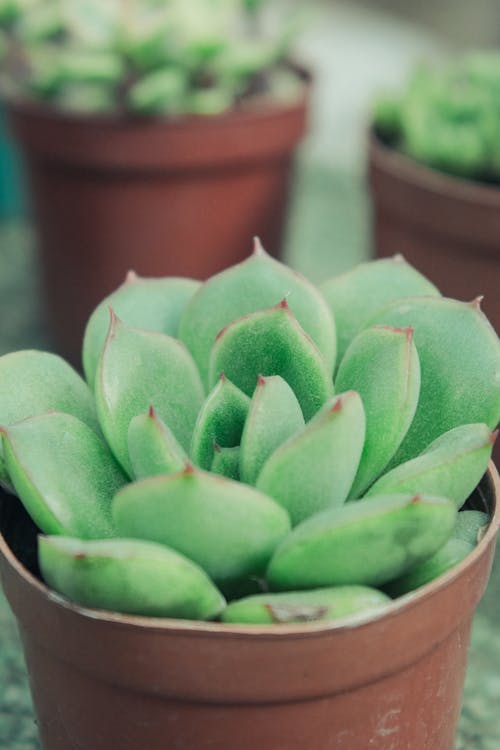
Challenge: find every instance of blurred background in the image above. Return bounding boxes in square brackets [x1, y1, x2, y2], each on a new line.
[0, 1, 500, 748]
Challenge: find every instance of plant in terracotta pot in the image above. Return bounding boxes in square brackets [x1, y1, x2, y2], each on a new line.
[0, 0, 309, 364]
[0, 245, 499, 749]
[369, 52, 500, 340]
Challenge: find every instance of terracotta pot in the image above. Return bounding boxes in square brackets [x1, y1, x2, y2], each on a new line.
[0, 465, 498, 750]
[368, 131, 500, 336]
[6, 74, 309, 366]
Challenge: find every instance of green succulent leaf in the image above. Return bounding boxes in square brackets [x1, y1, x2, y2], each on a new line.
[83, 273, 200, 387]
[191, 375, 250, 470]
[240, 374, 305, 486]
[320, 256, 439, 369]
[95, 312, 204, 476]
[127, 68, 187, 114]
[128, 407, 188, 480]
[39, 536, 225, 620]
[113, 465, 291, 586]
[0, 350, 99, 488]
[453, 509, 490, 545]
[220, 585, 390, 625]
[336, 325, 421, 499]
[267, 493, 457, 590]
[2, 412, 126, 538]
[180, 241, 336, 388]
[366, 423, 496, 509]
[210, 444, 240, 480]
[385, 538, 474, 597]
[370, 296, 500, 464]
[257, 392, 365, 525]
[208, 301, 333, 422]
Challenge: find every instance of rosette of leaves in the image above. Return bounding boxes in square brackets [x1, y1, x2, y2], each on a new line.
[0, 242, 499, 624]
[0, 0, 304, 115]
[373, 52, 500, 182]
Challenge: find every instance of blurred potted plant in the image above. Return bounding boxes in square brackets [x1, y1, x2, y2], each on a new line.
[0, 0, 309, 365]
[0, 248, 499, 749]
[369, 52, 500, 338]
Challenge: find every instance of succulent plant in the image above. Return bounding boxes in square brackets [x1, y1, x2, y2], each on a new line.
[0, 0, 303, 116]
[0, 245, 499, 624]
[373, 52, 500, 182]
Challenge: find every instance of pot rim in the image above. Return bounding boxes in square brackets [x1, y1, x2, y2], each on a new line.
[4, 63, 312, 131]
[369, 129, 500, 207]
[1, 462, 498, 639]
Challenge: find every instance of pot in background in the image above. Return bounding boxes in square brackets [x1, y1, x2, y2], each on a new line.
[368, 131, 500, 336]
[7, 74, 309, 366]
[0, 465, 498, 750]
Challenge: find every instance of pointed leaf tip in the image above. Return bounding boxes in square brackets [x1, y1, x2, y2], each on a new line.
[330, 398, 343, 413]
[183, 462, 195, 475]
[125, 270, 139, 284]
[148, 405, 156, 419]
[219, 372, 227, 382]
[489, 429, 499, 446]
[257, 374, 266, 386]
[252, 236, 266, 256]
[470, 296, 484, 310]
[74, 553, 87, 560]
[392, 253, 405, 263]
[276, 297, 290, 310]
[411, 495, 422, 504]
[213, 441, 221, 453]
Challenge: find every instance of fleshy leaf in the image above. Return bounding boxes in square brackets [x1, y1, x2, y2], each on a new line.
[256, 392, 365, 525]
[113, 466, 291, 586]
[128, 407, 187, 479]
[240, 375, 305, 486]
[320, 256, 439, 369]
[83, 273, 200, 387]
[208, 302, 334, 421]
[336, 325, 421, 498]
[39, 536, 225, 620]
[0, 350, 99, 488]
[220, 585, 390, 625]
[370, 296, 500, 463]
[2, 412, 126, 538]
[385, 538, 474, 597]
[95, 312, 204, 476]
[453, 510, 490, 545]
[190, 375, 250, 470]
[366, 423, 495, 509]
[267, 493, 456, 590]
[180, 242, 336, 387]
[210, 445, 240, 480]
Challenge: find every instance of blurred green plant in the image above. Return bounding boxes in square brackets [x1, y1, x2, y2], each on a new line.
[373, 52, 500, 182]
[0, 0, 304, 115]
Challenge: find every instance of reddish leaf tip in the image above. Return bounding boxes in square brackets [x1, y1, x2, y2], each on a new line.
[470, 296, 484, 310]
[276, 297, 289, 310]
[330, 397, 343, 413]
[257, 373, 266, 386]
[148, 405, 156, 419]
[410, 495, 422, 505]
[0, 426, 7, 437]
[213, 441, 221, 453]
[74, 553, 87, 560]
[183, 462, 195, 475]
[219, 372, 227, 382]
[489, 430, 499, 446]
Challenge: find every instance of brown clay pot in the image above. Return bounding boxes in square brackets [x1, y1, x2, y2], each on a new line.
[368, 131, 500, 336]
[7, 76, 309, 366]
[0, 464, 498, 750]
